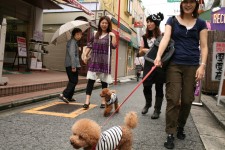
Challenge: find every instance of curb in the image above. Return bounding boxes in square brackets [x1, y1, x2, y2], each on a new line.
[0, 85, 102, 112]
[0, 76, 136, 112]
[201, 94, 225, 131]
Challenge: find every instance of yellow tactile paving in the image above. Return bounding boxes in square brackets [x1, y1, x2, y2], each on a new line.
[23, 102, 97, 118]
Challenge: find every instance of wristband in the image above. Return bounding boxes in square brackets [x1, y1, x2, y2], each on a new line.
[200, 63, 206, 66]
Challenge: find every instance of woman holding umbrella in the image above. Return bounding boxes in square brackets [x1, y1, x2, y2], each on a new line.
[59, 28, 83, 103]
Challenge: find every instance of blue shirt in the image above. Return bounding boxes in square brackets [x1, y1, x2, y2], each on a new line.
[166, 17, 207, 65]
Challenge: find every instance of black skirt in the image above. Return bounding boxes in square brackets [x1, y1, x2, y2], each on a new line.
[142, 61, 166, 86]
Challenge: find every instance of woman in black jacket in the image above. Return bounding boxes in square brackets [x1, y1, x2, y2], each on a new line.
[137, 12, 165, 119]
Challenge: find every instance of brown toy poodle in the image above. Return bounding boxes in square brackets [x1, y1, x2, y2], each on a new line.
[100, 88, 119, 117]
[70, 111, 138, 150]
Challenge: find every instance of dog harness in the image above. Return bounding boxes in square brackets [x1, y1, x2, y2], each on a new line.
[94, 126, 122, 150]
[106, 93, 118, 105]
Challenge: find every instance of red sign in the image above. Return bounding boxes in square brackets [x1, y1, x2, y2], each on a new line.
[134, 21, 144, 28]
[215, 42, 225, 53]
[17, 37, 27, 57]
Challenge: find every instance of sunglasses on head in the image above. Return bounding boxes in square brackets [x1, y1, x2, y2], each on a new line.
[151, 15, 161, 21]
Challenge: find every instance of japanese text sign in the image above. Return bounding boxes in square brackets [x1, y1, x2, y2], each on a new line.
[212, 42, 225, 81]
[17, 37, 27, 57]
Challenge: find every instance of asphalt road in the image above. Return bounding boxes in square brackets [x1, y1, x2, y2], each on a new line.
[0, 80, 204, 150]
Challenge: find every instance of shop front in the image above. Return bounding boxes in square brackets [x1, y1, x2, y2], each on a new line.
[127, 36, 139, 76]
[111, 17, 132, 77]
[0, 0, 61, 71]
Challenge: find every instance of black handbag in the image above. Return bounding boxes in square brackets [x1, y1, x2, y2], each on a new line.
[144, 36, 175, 64]
[144, 16, 176, 64]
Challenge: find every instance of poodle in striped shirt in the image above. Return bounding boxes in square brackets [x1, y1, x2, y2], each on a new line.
[70, 111, 138, 150]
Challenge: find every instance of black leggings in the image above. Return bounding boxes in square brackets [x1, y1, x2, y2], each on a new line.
[143, 83, 164, 98]
[86, 79, 108, 95]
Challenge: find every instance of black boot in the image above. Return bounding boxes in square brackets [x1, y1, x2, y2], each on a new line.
[177, 127, 186, 140]
[151, 109, 160, 119]
[151, 97, 163, 119]
[142, 95, 152, 114]
[164, 134, 175, 149]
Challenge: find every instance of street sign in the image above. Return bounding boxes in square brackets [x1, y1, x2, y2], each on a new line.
[167, 0, 181, 2]
[212, 42, 225, 81]
[211, 7, 225, 31]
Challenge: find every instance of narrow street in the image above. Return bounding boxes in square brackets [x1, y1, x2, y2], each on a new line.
[0, 81, 206, 150]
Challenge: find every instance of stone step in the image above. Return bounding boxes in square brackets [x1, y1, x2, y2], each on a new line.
[0, 78, 87, 97]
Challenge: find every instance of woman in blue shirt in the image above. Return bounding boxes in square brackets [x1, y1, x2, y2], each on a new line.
[154, 0, 208, 149]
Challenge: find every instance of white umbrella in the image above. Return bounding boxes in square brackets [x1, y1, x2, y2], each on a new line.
[50, 20, 90, 45]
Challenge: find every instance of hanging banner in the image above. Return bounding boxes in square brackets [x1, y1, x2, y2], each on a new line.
[167, 0, 181, 2]
[17, 37, 27, 57]
[212, 42, 225, 81]
[211, 7, 225, 31]
[134, 14, 144, 28]
[63, 0, 94, 15]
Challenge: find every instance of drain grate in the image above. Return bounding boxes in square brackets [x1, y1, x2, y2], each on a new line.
[23, 101, 97, 118]
[39, 104, 82, 114]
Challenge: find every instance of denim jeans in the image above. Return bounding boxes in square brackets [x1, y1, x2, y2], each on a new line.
[63, 66, 79, 100]
[165, 63, 198, 134]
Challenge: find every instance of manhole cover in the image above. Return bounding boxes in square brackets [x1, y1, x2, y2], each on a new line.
[40, 103, 82, 113]
[23, 102, 97, 118]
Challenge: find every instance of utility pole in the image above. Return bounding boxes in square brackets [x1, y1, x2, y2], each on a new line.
[0, 18, 9, 86]
[95, 0, 98, 25]
[114, 0, 120, 85]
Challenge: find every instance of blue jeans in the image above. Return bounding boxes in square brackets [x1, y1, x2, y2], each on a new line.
[63, 66, 79, 100]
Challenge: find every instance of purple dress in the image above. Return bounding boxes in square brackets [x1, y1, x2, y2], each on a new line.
[87, 34, 116, 74]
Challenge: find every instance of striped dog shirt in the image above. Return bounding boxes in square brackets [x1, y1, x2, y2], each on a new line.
[106, 93, 118, 105]
[95, 126, 122, 150]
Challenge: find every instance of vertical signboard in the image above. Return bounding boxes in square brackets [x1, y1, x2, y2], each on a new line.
[17, 37, 27, 57]
[212, 42, 225, 81]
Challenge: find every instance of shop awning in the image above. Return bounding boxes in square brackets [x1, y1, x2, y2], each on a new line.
[63, 0, 94, 15]
[129, 36, 139, 49]
[22, 0, 63, 9]
[111, 18, 132, 34]
[199, 9, 211, 21]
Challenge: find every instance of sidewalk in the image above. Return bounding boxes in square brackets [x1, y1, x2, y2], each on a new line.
[193, 94, 225, 149]
[0, 70, 136, 111]
[201, 94, 225, 131]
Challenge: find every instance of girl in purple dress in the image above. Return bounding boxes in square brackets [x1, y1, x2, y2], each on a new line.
[83, 16, 117, 109]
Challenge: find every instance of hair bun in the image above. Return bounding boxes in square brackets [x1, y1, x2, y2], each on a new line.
[157, 12, 164, 21]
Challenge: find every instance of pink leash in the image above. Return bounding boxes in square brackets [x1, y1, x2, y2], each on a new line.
[102, 66, 156, 126]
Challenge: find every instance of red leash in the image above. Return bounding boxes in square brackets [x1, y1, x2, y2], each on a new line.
[102, 66, 156, 126]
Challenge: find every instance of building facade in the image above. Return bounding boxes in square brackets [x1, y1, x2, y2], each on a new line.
[0, 0, 61, 70]
[42, 0, 145, 78]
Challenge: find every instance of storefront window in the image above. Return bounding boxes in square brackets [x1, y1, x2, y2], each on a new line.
[4, 16, 28, 64]
[127, 47, 134, 69]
